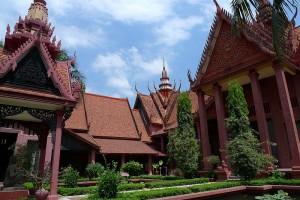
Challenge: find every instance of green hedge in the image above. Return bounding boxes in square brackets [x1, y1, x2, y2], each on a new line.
[58, 186, 97, 196]
[189, 181, 242, 193]
[145, 178, 209, 188]
[118, 187, 192, 200]
[118, 183, 145, 191]
[131, 175, 183, 180]
[244, 179, 300, 186]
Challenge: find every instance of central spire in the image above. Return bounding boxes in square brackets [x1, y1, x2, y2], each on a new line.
[27, 0, 48, 23]
[159, 59, 172, 98]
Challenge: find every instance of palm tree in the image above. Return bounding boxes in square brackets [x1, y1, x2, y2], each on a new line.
[231, 0, 298, 59]
[56, 49, 86, 89]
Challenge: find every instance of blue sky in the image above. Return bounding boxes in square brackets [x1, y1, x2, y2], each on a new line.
[0, 1, 241, 106]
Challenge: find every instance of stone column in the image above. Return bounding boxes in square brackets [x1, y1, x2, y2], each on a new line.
[39, 124, 48, 174]
[89, 149, 96, 164]
[121, 154, 126, 167]
[197, 90, 211, 170]
[45, 133, 53, 168]
[148, 155, 153, 175]
[48, 111, 64, 200]
[249, 70, 272, 155]
[213, 84, 228, 163]
[273, 64, 300, 168]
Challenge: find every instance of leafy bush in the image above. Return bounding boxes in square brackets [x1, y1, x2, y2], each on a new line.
[255, 190, 293, 200]
[118, 183, 145, 191]
[269, 170, 286, 179]
[14, 142, 38, 171]
[61, 165, 80, 188]
[131, 175, 183, 180]
[145, 178, 209, 189]
[206, 155, 220, 169]
[23, 182, 34, 189]
[167, 92, 200, 178]
[58, 186, 97, 196]
[86, 163, 105, 179]
[226, 81, 273, 180]
[121, 161, 143, 176]
[98, 170, 119, 198]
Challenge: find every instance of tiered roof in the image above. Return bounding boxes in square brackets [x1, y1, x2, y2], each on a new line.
[189, 0, 300, 89]
[65, 93, 158, 155]
[0, 0, 80, 101]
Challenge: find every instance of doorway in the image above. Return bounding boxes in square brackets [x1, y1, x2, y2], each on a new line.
[0, 133, 17, 181]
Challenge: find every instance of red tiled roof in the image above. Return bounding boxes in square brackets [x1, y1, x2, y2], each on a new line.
[138, 94, 162, 125]
[65, 94, 88, 131]
[95, 138, 158, 155]
[81, 93, 140, 139]
[132, 109, 152, 143]
[64, 128, 98, 149]
[0, 48, 7, 62]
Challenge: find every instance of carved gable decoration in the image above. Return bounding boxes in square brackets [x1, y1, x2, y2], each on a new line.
[0, 47, 60, 94]
[201, 21, 267, 85]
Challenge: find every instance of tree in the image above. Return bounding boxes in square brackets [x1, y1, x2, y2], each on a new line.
[0, 40, 3, 48]
[56, 49, 85, 87]
[167, 92, 200, 178]
[226, 81, 273, 180]
[231, 0, 297, 59]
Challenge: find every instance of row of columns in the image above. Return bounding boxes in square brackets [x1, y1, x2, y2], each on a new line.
[197, 63, 300, 170]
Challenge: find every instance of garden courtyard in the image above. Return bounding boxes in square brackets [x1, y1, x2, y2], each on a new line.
[2, 0, 300, 200]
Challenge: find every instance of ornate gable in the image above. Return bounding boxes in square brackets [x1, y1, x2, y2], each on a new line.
[0, 47, 59, 94]
[201, 21, 268, 85]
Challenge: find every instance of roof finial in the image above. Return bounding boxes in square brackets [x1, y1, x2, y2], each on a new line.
[213, 0, 222, 15]
[163, 58, 165, 70]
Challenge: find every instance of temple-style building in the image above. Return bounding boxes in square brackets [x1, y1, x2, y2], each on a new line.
[189, 0, 300, 178]
[0, 0, 81, 199]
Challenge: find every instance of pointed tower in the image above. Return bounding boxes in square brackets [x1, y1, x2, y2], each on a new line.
[159, 59, 172, 99]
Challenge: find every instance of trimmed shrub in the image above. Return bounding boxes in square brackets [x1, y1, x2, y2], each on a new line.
[61, 165, 80, 188]
[120, 188, 192, 200]
[121, 161, 143, 176]
[98, 170, 119, 199]
[131, 175, 183, 180]
[118, 183, 145, 191]
[189, 181, 242, 193]
[145, 178, 209, 189]
[86, 163, 105, 179]
[206, 155, 220, 169]
[58, 186, 97, 196]
[244, 179, 300, 186]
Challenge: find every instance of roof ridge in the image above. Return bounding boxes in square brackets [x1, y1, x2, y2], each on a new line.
[85, 92, 128, 101]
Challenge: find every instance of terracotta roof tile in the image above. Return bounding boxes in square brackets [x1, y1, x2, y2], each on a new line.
[55, 62, 72, 96]
[65, 94, 88, 130]
[132, 109, 151, 143]
[0, 48, 7, 62]
[189, 91, 199, 114]
[138, 94, 162, 125]
[84, 93, 140, 139]
[95, 138, 158, 154]
[65, 128, 98, 148]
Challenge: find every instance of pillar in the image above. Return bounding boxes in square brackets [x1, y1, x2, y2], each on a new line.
[39, 124, 48, 174]
[15, 131, 28, 147]
[160, 136, 165, 153]
[196, 121, 201, 144]
[148, 155, 153, 175]
[48, 111, 64, 200]
[197, 90, 211, 170]
[45, 133, 53, 168]
[213, 84, 228, 163]
[249, 70, 272, 155]
[88, 149, 96, 164]
[121, 154, 126, 166]
[273, 64, 300, 168]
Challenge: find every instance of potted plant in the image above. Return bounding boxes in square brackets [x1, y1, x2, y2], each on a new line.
[158, 160, 163, 175]
[23, 182, 37, 196]
[205, 155, 220, 181]
[152, 163, 159, 175]
[24, 164, 51, 200]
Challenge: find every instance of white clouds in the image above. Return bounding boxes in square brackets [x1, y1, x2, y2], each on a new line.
[54, 25, 106, 48]
[92, 47, 168, 98]
[155, 16, 203, 46]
